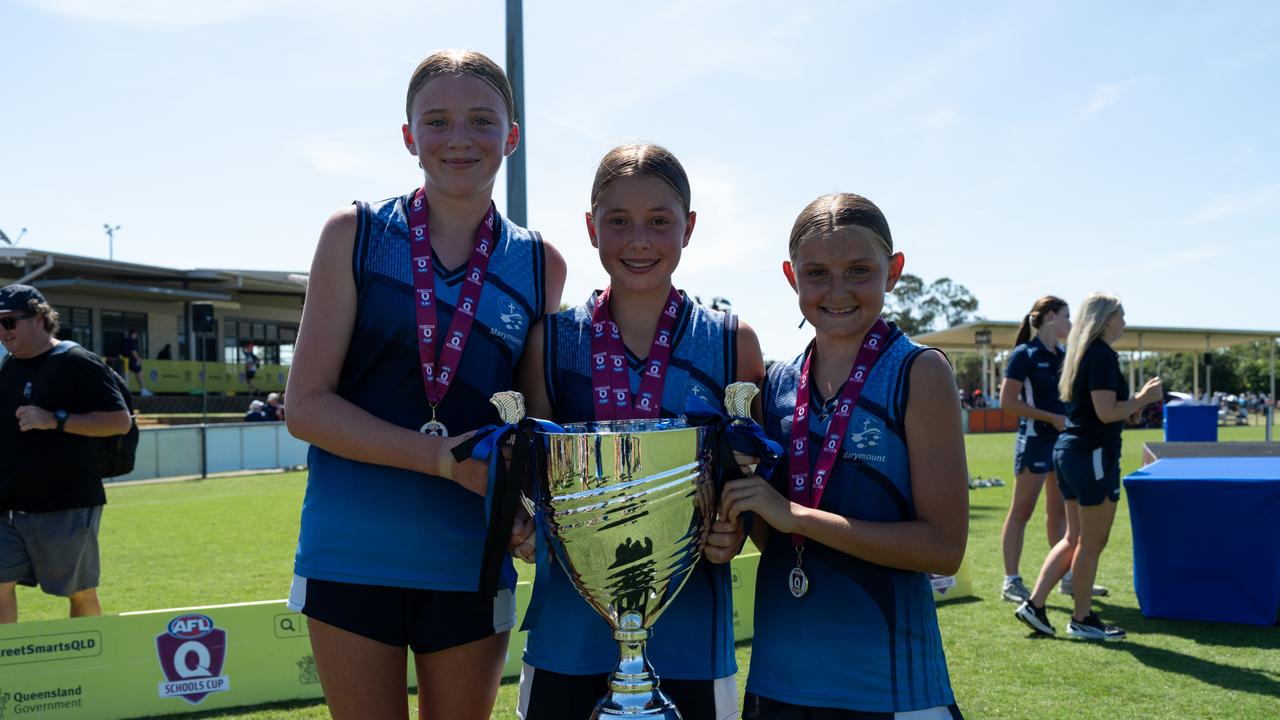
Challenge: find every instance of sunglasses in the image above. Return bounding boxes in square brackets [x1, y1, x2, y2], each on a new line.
[0, 313, 33, 330]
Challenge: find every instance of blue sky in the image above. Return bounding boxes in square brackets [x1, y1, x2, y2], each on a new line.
[2, 0, 1277, 361]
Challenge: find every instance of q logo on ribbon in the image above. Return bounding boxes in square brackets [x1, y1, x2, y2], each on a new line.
[155, 614, 230, 705]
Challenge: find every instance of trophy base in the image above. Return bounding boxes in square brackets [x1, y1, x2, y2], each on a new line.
[589, 690, 681, 719]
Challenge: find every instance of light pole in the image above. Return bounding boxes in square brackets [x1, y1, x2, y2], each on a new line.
[104, 224, 121, 261]
[505, 0, 527, 226]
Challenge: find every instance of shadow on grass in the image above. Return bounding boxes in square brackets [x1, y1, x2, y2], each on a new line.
[1093, 639, 1280, 700]
[936, 595, 983, 608]
[1100, 603, 1280, 651]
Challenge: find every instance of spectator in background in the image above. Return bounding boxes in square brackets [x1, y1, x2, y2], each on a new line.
[0, 284, 133, 623]
[959, 389, 973, 410]
[122, 329, 152, 397]
[972, 388, 988, 408]
[1016, 293, 1162, 641]
[243, 399, 268, 422]
[156, 343, 173, 360]
[265, 392, 284, 421]
[243, 342, 260, 395]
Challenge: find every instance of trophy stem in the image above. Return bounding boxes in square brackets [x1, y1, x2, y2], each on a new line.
[590, 613, 681, 719]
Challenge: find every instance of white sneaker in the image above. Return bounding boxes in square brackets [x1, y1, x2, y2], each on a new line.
[1060, 577, 1109, 597]
[1002, 577, 1031, 603]
[140, 388, 154, 397]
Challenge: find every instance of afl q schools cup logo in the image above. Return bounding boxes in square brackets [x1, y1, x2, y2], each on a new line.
[155, 614, 230, 704]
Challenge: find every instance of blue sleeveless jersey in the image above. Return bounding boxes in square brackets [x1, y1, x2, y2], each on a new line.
[1004, 337, 1065, 438]
[747, 326, 956, 712]
[293, 192, 546, 591]
[523, 292, 739, 679]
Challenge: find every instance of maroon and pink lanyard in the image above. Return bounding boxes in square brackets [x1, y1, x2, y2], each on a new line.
[407, 188, 497, 436]
[785, 318, 890, 597]
[589, 287, 683, 421]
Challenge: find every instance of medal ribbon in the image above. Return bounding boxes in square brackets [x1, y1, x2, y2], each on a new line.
[787, 318, 891, 550]
[407, 187, 497, 410]
[588, 286, 684, 421]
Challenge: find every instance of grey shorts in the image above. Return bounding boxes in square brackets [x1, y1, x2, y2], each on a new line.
[0, 506, 103, 596]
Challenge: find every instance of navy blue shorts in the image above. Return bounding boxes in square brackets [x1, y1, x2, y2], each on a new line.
[1053, 445, 1121, 507]
[287, 575, 515, 654]
[1013, 431, 1058, 475]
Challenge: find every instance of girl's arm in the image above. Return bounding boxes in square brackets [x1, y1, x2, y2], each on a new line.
[515, 318, 552, 420]
[284, 207, 484, 493]
[1091, 377, 1162, 424]
[721, 350, 969, 575]
[541, 240, 567, 319]
[998, 377, 1066, 430]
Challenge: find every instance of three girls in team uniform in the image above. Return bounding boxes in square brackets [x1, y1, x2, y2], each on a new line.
[287, 46, 968, 718]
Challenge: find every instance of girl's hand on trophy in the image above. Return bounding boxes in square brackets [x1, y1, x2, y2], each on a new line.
[720, 476, 799, 534]
[704, 518, 745, 564]
[509, 508, 536, 564]
[732, 451, 760, 478]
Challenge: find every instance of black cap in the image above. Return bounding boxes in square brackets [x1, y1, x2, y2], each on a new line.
[0, 284, 46, 313]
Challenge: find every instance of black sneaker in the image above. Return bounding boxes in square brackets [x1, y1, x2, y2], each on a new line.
[1015, 600, 1055, 636]
[1067, 614, 1126, 641]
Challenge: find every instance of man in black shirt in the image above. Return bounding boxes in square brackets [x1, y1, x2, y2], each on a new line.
[0, 284, 132, 623]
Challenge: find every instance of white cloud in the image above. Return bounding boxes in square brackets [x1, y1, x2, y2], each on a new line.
[1079, 80, 1132, 119]
[1176, 183, 1280, 226]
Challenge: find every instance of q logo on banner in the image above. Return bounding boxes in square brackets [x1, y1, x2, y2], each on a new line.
[155, 614, 230, 705]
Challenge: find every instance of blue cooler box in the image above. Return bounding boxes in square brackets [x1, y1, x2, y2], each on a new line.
[1163, 403, 1218, 442]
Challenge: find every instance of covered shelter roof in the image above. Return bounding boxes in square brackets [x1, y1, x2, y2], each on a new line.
[0, 247, 308, 297]
[916, 320, 1280, 353]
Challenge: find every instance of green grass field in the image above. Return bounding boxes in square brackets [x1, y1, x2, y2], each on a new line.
[14, 427, 1279, 719]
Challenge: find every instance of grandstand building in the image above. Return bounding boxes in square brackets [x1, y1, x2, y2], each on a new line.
[0, 247, 305, 395]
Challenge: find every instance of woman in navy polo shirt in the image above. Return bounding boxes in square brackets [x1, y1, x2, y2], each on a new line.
[997, 296, 1070, 603]
[1015, 293, 1161, 641]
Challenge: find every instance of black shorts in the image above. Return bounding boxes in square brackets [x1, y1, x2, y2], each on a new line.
[128, 360, 142, 373]
[517, 664, 737, 720]
[1053, 445, 1121, 507]
[1013, 431, 1057, 475]
[742, 692, 963, 720]
[287, 575, 515, 654]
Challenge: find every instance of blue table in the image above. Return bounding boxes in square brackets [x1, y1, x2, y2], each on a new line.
[1124, 457, 1280, 626]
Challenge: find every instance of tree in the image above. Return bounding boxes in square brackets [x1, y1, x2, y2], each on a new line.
[884, 274, 979, 335]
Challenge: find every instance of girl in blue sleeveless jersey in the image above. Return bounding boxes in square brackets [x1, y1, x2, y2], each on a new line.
[1015, 293, 1161, 641]
[997, 296, 1071, 603]
[513, 143, 765, 720]
[284, 50, 566, 719]
[721, 193, 968, 719]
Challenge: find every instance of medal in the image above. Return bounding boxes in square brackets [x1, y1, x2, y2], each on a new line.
[589, 287, 684, 421]
[420, 405, 448, 437]
[789, 547, 809, 598]
[407, 188, 496, 446]
[786, 318, 891, 599]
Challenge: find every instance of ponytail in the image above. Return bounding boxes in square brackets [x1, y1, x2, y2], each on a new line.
[1014, 314, 1034, 348]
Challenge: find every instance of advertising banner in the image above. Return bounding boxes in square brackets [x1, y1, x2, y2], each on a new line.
[0, 554, 766, 719]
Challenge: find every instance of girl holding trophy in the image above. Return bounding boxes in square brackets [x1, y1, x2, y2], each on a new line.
[515, 142, 766, 720]
[720, 193, 968, 718]
[284, 50, 565, 719]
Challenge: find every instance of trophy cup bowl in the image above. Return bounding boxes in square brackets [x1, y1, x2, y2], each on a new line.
[532, 418, 715, 719]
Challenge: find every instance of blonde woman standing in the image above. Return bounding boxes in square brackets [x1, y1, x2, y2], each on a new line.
[1015, 293, 1161, 641]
